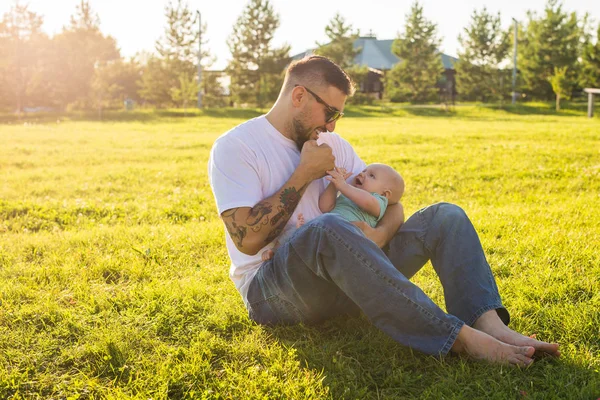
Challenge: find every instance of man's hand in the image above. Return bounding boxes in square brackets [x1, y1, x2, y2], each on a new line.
[352, 221, 388, 248]
[326, 167, 353, 190]
[299, 140, 335, 181]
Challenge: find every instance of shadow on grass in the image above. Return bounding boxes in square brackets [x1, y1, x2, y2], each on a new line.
[343, 104, 457, 119]
[264, 316, 599, 399]
[483, 101, 592, 117]
[0, 108, 266, 124]
[1, 102, 595, 125]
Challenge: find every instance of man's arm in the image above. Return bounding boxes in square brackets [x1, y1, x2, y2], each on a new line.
[220, 140, 335, 256]
[352, 202, 404, 248]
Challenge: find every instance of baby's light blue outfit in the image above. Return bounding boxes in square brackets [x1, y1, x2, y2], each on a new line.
[330, 193, 388, 227]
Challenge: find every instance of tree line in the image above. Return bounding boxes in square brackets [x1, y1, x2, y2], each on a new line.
[1, 0, 599, 113]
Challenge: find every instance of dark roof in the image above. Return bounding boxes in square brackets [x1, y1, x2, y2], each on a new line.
[292, 37, 458, 70]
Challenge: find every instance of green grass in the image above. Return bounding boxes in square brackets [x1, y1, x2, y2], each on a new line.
[0, 105, 599, 399]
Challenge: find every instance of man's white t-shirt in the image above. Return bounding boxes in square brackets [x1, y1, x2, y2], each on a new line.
[208, 115, 366, 307]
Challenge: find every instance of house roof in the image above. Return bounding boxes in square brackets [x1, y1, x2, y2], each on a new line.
[292, 37, 458, 70]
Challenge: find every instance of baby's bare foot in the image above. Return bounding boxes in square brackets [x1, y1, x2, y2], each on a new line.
[473, 310, 560, 357]
[261, 249, 274, 261]
[296, 213, 305, 228]
[453, 325, 535, 367]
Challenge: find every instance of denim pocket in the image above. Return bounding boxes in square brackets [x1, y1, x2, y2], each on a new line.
[249, 295, 304, 326]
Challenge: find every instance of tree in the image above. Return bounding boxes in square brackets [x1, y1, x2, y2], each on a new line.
[518, 0, 583, 100]
[314, 13, 369, 104]
[227, 0, 290, 107]
[155, 0, 202, 65]
[139, 0, 223, 107]
[138, 56, 177, 106]
[455, 7, 510, 102]
[201, 70, 227, 108]
[580, 23, 600, 89]
[50, 0, 120, 109]
[315, 13, 360, 69]
[91, 59, 141, 117]
[385, 1, 444, 103]
[170, 72, 198, 114]
[548, 66, 571, 110]
[0, 3, 50, 113]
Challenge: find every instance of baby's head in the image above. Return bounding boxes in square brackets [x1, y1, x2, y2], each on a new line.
[352, 163, 404, 204]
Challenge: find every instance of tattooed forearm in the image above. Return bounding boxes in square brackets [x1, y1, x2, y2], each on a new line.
[221, 183, 308, 253]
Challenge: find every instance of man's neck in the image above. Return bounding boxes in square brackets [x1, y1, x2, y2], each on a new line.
[265, 103, 293, 140]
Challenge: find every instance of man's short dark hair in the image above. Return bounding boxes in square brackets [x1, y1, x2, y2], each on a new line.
[284, 55, 355, 96]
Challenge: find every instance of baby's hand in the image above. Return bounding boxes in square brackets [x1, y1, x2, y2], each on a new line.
[326, 167, 353, 189]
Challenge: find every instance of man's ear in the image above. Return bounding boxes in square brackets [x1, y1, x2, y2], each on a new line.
[291, 86, 305, 108]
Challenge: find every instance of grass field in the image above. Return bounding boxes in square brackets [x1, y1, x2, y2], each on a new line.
[1, 104, 599, 399]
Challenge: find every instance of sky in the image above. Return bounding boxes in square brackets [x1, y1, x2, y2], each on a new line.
[2, 0, 599, 70]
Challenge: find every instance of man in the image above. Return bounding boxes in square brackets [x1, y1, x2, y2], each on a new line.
[208, 56, 559, 366]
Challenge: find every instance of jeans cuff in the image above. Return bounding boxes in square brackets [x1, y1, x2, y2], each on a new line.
[439, 319, 464, 355]
[465, 303, 510, 327]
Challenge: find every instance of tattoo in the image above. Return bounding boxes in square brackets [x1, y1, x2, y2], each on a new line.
[280, 187, 303, 213]
[246, 202, 272, 232]
[225, 220, 247, 249]
[265, 226, 285, 244]
[267, 184, 307, 244]
[222, 209, 247, 248]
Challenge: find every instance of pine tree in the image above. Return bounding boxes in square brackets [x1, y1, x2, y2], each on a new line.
[315, 13, 369, 104]
[139, 0, 222, 107]
[455, 7, 510, 102]
[580, 23, 600, 89]
[385, 1, 444, 103]
[156, 0, 202, 65]
[518, 0, 583, 100]
[315, 13, 360, 69]
[227, 0, 290, 107]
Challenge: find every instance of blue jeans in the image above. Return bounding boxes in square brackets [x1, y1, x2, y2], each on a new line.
[247, 202, 510, 356]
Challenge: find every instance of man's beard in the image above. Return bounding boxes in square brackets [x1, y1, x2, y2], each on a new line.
[292, 117, 325, 151]
[292, 118, 314, 151]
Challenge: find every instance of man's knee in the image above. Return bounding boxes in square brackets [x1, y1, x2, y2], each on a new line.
[427, 202, 471, 233]
[433, 202, 466, 219]
[421, 202, 468, 227]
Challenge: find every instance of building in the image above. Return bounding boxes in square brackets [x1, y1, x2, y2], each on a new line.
[292, 35, 458, 100]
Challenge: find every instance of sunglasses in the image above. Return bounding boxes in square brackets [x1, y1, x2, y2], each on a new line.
[295, 84, 344, 123]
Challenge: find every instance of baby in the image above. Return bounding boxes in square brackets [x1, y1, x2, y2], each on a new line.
[319, 163, 404, 228]
[261, 163, 404, 261]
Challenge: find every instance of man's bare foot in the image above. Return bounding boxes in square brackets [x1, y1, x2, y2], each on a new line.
[473, 310, 560, 357]
[452, 325, 535, 367]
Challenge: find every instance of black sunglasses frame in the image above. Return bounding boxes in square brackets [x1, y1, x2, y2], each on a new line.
[294, 84, 344, 123]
